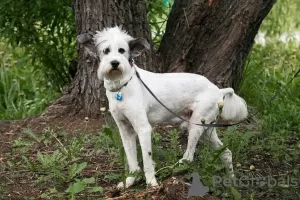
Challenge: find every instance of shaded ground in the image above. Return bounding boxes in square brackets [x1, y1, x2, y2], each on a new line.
[0, 117, 208, 200]
[0, 116, 299, 200]
[0, 116, 107, 199]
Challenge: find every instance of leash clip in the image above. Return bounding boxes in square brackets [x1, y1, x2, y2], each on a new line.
[129, 56, 134, 67]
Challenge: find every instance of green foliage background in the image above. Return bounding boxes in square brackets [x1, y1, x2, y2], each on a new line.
[0, 43, 58, 119]
[1, 1, 300, 199]
[0, 0, 299, 128]
[0, 0, 75, 119]
[240, 0, 300, 132]
[0, 0, 76, 91]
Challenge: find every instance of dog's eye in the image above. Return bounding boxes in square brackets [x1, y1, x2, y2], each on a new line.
[103, 48, 110, 55]
[118, 48, 125, 54]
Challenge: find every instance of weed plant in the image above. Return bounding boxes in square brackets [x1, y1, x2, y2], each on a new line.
[0, 42, 58, 119]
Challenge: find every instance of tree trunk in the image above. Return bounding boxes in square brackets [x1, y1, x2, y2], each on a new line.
[41, 0, 153, 120]
[158, 0, 276, 88]
[72, 0, 155, 118]
[34, 0, 275, 123]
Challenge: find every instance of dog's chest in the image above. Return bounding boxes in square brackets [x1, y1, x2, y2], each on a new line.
[108, 92, 139, 117]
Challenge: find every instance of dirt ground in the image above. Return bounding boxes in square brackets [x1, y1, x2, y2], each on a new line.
[0, 116, 299, 200]
[0, 117, 218, 200]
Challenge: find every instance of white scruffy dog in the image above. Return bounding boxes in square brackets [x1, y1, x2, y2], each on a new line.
[77, 27, 248, 188]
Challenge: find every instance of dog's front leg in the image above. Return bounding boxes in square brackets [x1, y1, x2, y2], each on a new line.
[114, 119, 140, 189]
[130, 119, 158, 187]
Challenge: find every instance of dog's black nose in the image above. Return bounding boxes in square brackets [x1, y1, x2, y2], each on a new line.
[111, 60, 120, 69]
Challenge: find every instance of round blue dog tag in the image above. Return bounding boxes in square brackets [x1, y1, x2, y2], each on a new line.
[116, 92, 122, 101]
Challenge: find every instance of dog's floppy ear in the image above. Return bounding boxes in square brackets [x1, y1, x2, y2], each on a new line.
[129, 38, 150, 57]
[77, 32, 97, 54]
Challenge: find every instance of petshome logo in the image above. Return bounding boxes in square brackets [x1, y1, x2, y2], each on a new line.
[212, 175, 299, 188]
[187, 172, 299, 197]
[188, 172, 209, 197]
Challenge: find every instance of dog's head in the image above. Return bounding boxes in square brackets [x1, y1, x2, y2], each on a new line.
[77, 27, 149, 81]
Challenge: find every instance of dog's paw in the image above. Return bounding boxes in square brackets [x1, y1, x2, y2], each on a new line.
[117, 177, 136, 189]
[147, 178, 159, 188]
[229, 172, 235, 178]
[179, 157, 192, 164]
[179, 152, 194, 163]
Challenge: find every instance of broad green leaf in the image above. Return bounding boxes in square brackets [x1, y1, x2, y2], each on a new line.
[37, 151, 45, 164]
[242, 131, 253, 141]
[40, 193, 48, 198]
[88, 186, 103, 193]
[23, 128, 43, 143]
[102, 125, 114, 141]
[66, 181, 86, 194]
[49, 187, 58, 194]
[212, 146, 227, 163]
[230, 187, 242, 200]
[82, 177, 96, 184]
[68, 162, 88, 179]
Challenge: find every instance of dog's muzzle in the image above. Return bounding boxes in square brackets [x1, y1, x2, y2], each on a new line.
[111, 60, 120, 70]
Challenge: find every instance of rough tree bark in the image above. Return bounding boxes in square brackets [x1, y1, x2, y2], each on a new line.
[158, 0, 276, 88]
[37, 0, 154, 122]
[69, 0, 154, 118]
[35, 0, 275, 123]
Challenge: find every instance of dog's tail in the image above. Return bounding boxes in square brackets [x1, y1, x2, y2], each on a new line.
[220, 88, 248, 121]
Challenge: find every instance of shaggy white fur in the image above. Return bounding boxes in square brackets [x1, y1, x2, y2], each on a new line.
[77, 26, 248, 188]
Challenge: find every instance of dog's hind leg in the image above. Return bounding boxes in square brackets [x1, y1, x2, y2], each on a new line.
[114, 120, 141, 189]
[180, 105, 218, 162]
[181, 124, 205, 162]
[203, 128, 234, 177]
[180, 92, 227, 163]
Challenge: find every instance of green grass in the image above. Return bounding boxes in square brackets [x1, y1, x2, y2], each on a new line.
[0, 0, 300, 199]
[0, 41, 58, 119]
[1, 121, 299, 199]
[2, 128, 106, 199]
[259, 0, 300, 35]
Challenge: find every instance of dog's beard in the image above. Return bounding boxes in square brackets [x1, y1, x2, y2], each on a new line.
[105, 67, 124, 80]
